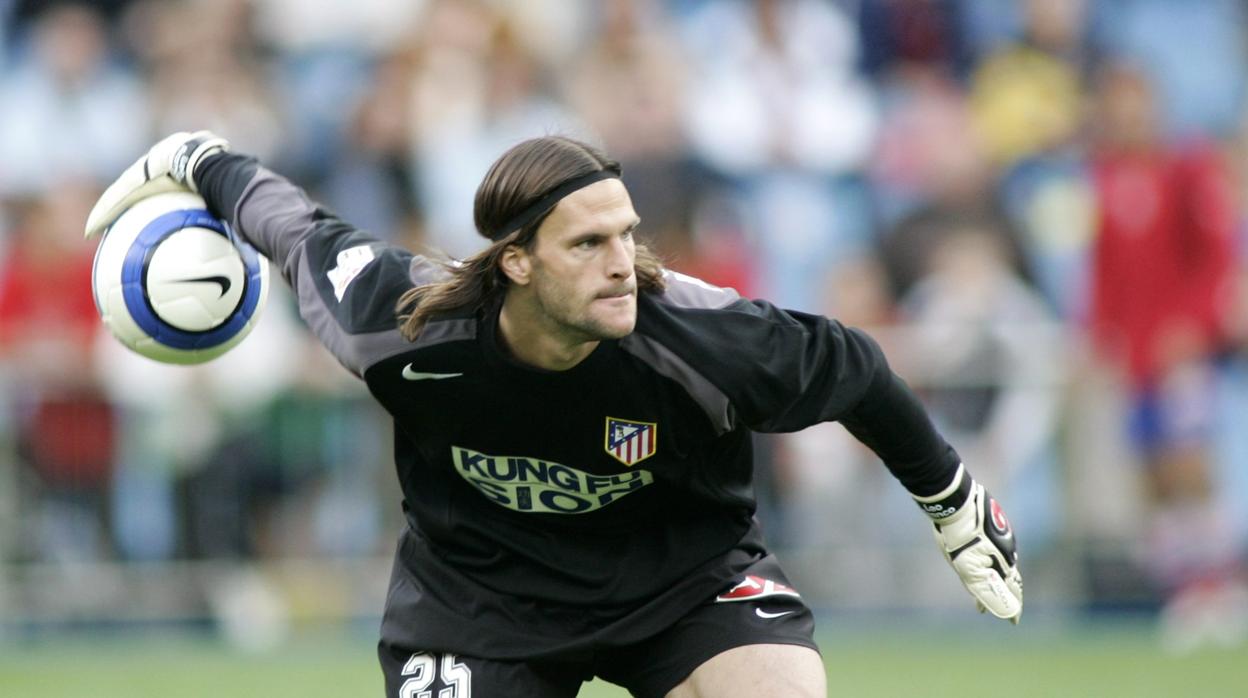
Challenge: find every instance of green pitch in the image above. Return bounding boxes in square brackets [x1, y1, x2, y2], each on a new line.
[0, 621, 1241, 697]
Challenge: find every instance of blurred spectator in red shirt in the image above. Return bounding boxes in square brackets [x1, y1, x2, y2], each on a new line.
[1087, 61, 1245, 650]
[0, 180, 115, 562]
[0, 182, 100, 377]
[1088, 63, 1236, 391]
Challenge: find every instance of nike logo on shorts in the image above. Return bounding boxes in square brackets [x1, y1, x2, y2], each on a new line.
[755, 608, 795, 619]
[402, 365, 464, 381]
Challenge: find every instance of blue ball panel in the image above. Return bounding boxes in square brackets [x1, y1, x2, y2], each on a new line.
[120, 209, 264, 351]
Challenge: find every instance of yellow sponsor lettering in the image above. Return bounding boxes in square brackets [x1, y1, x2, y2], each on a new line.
[451, 446, 654, 514]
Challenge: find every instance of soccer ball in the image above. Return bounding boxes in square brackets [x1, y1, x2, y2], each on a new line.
[91, 191, 269, 365]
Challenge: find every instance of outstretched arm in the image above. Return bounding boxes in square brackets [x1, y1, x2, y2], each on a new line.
[85, 131, 442, 377]
[812, 333, 1024, 622]
[797, 326, 1024, 623]
[640, 279, 1024, 623]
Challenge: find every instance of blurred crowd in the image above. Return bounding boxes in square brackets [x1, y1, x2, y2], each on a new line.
[2, 0, 1248, 649]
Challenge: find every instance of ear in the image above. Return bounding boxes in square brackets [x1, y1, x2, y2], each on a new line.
[499, 244, 532, 286]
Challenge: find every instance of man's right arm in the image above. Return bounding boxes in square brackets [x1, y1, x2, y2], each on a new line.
[84, 132, 438, 377]
[193, 151, 442, 377]
[196, 152, 390, 292]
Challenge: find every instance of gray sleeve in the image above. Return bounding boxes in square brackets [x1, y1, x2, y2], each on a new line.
[210, 162, 444, 377]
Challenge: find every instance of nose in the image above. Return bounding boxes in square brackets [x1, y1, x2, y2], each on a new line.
[605, 235, 634, 279]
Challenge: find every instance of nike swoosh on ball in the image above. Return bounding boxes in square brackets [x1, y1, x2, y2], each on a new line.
[174, 274, 232, 298]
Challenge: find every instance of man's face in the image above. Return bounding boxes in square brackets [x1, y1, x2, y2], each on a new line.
[519, 178, 640, 342]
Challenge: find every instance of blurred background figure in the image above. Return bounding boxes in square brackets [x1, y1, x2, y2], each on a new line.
[972, 0, 1096, 321]
[1089, 0, 1246, 138]
[128, 0, 282, 162]
[408, 0, 588, 259]
[1, 0, 1247, 675]
[0, 1, 148, 197]
[870, 67, 1030, 302]
[968, 0, 1086, 170]
[681, 0, 876, 310]
[0, 180, 111, 568]
[1085, 62, 1246, 651]
[897, 224, 1062, 551]
[567, 0, 700, 270]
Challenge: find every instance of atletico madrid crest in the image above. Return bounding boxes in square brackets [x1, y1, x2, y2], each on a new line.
[605, 416, 657, 467]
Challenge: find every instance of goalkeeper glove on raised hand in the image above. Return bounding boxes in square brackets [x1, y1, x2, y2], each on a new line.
[914, 463, 1023, 623]
[85, 130, 229, 239]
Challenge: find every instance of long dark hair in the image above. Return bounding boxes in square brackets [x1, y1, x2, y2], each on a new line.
[397, 136, 665, 341]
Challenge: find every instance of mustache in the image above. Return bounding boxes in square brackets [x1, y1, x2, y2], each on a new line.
[597, 283, 636, 298]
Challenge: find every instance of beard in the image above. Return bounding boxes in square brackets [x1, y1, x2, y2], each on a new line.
[531, 277, 637, 343]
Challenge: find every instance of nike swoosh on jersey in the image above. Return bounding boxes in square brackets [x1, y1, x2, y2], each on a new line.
[173, 274, 232, 298]
[754, 608, 795, 619]
[402, 365, 464, 381]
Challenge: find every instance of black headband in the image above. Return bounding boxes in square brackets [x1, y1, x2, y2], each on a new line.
[490, 169, 620, 241]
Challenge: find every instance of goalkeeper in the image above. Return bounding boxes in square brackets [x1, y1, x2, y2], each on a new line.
[87, 132, 1022, 698]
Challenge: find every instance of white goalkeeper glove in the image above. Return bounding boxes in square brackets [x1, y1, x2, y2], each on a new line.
[915, 464, 1023, 624]
[85, 130, 229, 239]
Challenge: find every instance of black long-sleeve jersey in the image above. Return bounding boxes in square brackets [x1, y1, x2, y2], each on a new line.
[197, 154, 962, 659]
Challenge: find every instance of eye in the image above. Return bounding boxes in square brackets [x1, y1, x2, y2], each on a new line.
[576, 237, 599, 250]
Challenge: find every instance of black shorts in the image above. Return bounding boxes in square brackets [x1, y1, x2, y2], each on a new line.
[377, 558, 817, 697]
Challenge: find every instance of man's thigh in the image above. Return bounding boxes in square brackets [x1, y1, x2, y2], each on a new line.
[597, 558, 821, 698]
[666, 644, 825, 698]
[377, 641, 585, 697]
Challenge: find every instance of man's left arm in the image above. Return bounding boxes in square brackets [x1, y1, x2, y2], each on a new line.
[837, 368, 1023, 623]
[663, 295, 1024, 622]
